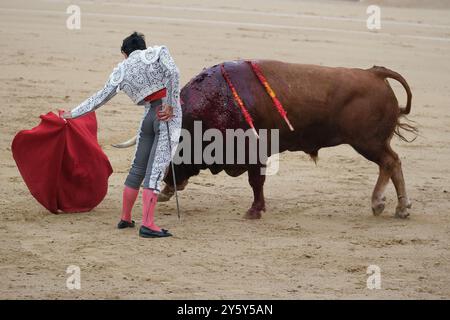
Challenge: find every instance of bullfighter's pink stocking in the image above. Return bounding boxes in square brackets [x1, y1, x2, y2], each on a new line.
[121, 185, 139, 222]
[142, 188, 161, 232]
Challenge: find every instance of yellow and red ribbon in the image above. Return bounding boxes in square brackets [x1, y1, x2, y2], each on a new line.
[220, 63, 259, 138]
[246, 60, 294, 131]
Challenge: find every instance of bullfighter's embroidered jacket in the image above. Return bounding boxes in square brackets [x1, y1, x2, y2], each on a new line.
[70, 45, 180, 118]
[69, 45, 182, 193]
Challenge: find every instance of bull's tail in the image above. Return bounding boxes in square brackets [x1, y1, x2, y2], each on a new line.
[370, 65, 412, 115]
[370, 65, 417, 142]
[370, 66, 418, 142]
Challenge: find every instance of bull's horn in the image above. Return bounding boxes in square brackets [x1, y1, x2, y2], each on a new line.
[111, 135, 137, 148]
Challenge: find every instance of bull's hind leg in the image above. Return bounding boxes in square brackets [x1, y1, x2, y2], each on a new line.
[245, 166, 266, 219]
[353, 143, 410, 218]
[387, 145, 412, 218]
[371, 165, 391, 216]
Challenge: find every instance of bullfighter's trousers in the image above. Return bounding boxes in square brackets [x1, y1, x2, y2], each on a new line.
[124, 98, 182, 193]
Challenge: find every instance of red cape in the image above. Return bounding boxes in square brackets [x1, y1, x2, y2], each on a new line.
[11, 111, 113, 213]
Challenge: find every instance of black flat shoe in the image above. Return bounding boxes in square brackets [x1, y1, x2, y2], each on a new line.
[139, 226, 172, 238]
[117, 220, 135, 229]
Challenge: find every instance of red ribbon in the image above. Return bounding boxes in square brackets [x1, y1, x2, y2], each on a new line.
[220, 63, 259, 138]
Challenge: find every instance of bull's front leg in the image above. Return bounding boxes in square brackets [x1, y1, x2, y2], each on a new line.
[245, 166, 266, 219]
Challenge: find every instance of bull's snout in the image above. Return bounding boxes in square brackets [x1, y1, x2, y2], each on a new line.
[158, 185, 175, 202]
[158, 179, 189, 202]
[158, 190, 174, 202]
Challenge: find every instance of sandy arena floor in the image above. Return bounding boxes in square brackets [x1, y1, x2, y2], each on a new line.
[0, 0, 449, 299]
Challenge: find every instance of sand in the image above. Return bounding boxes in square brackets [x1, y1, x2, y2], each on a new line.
[0, 0, 449, 299]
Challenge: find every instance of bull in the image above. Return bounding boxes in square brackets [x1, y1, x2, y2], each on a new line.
[114, 60, 416, 219]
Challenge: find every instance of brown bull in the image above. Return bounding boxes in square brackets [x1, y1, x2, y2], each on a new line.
[118, 60, 416, 219]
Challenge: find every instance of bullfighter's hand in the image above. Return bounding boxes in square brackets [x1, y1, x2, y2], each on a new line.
[158, 105, 174, 121]
[60, 111, 73, 119]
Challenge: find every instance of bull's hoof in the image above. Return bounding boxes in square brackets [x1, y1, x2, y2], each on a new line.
[158, 192, 172, 202]
[245, 209, 262, 219]
[372, 202, 385, 216]
[244, 205, 265, 219]
[395, 206, 410, 219]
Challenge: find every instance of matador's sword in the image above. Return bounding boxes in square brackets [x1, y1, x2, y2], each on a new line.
[165, 121, 181, 220]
